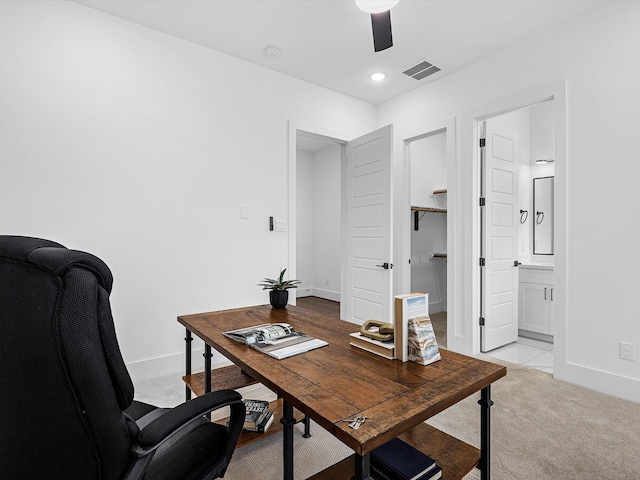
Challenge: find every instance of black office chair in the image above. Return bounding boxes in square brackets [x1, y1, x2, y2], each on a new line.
[0, 236, 245, 480]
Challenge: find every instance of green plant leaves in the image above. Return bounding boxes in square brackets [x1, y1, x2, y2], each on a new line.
[257, 268, 301, 291]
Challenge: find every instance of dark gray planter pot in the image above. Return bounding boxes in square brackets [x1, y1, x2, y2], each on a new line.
[269, 290, 289, 309]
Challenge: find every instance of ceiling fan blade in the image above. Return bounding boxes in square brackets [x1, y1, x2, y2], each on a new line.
[370, 10, 393, 52]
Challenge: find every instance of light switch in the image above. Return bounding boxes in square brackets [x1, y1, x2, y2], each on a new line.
[241, 206, 249, 219]
[276, 220, 286, 232]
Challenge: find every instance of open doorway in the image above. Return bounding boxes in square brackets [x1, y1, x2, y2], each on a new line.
[289, 122, 395, 323]
[295, 131, 343, 304]
[406, 130, 449, 346]
[479, 100, 556, 375]
[402, 118, 455, 349]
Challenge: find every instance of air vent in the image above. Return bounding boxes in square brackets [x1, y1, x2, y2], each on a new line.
[401, 59, 442, 81]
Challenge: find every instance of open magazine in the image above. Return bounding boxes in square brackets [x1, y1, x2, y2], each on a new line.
[223, 323, 328, 359]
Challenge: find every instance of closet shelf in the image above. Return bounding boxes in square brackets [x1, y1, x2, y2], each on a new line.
[411, 206, 447, 213]
[411, 206, 447, 231]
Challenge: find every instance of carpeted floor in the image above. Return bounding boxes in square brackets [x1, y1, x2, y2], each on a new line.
[428, 356, 640, 479]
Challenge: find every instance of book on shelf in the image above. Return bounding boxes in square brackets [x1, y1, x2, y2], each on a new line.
[371, 437, 442, 480]
[349, 332, 395, 359]
[241, 399, 275, 433]
[223, 323, 328, 359]
[371, 463, 442, 480]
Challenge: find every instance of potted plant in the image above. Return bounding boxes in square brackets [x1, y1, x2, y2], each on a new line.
[258, 268, 301, 309]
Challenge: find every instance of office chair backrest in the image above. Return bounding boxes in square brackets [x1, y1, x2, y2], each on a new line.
[0, 236, 137, 479]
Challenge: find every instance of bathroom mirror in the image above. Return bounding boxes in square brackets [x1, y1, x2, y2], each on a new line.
[533, 176, 554, 255]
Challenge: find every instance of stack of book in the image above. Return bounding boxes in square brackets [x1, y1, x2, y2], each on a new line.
[242, 399, 274, 433]
[349, 331, 395, 359]
[371, 437, 442, 480]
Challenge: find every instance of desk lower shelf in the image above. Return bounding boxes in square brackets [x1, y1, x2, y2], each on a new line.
[308, 422, 479, 480]
[182, 366, 305, 449]
[214, 398, 307, 449]
[182, 365, 258, 397]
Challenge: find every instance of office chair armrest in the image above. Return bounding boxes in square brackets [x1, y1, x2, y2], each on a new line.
[131, 389, 244, 456]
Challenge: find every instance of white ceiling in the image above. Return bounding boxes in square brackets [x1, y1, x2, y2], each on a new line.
[74, 0, 608, 105]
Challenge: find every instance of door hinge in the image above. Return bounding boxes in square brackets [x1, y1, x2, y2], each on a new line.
[479, 317, 485, 326]
[479, 257, 485, 267]
[479, 197, 485, 207]
[479, 138, 486, 148]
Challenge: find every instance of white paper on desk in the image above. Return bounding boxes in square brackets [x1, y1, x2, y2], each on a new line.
[267, 338, 328, 359]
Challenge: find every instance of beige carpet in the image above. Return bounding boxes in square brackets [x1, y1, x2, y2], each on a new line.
[219, 356, 640, 480]
[429, 356, 640, 479]
[222, 420, 352, 480]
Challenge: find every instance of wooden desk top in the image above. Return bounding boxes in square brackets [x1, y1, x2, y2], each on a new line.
[179, 304, 506, 456]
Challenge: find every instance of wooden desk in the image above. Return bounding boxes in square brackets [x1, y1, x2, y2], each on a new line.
[179, 305, 506, 480]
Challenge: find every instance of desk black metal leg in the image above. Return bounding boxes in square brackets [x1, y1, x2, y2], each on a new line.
[184, 329, 193, 402]
[478, 385, 494, 480]
[281, 399, 295, 480]
[204, 344, 212, 419]
[352, 453, 373, 480]
[303, 415, 311, 438]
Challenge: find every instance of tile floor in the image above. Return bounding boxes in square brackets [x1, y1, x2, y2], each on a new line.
[484, 336, 554, 374]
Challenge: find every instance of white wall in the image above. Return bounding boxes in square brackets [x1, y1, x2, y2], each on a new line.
[378, 1, 640, 401]
[0, 0, 375, 381]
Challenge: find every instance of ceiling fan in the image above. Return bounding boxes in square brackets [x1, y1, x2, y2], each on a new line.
[356, 0, 399, 52]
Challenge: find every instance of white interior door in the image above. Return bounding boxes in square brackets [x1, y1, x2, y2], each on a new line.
[481, 123, 519, 351]
[343, 125, 393, 324]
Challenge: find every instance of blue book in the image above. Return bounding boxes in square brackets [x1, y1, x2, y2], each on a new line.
[371, 438, 440, 480]
[372, 462, 442, 480]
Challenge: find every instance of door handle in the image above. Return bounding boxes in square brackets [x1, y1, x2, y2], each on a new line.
[514, 261, 522, 267]
[376, 262, 394, 269]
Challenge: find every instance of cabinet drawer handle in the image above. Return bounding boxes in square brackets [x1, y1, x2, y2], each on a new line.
[551, 288, 553, 301]
[544, 287, 547, 300]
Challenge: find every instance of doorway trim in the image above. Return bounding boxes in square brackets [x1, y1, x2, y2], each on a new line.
[465, 82, 567, 368]
[400, 117, 458, 349]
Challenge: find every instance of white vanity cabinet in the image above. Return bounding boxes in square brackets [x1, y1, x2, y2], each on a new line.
[518, 265, 554, 336]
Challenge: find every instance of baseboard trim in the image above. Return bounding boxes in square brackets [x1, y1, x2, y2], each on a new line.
[126, 348, 230, 383]
[430, 300, 444, 313]
[557, 361, 640, 404]
[310, 288, 340, 302]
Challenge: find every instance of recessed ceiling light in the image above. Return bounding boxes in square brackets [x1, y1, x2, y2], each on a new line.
[356, 0, 399, 14]
[264, 46, 280, 58]
[369, 72, 386, 82]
